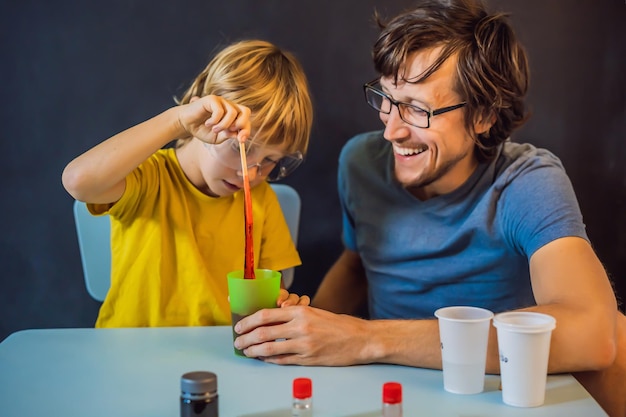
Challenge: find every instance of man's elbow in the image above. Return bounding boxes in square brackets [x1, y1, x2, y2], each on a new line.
[592, 336, 617, 370]
[586, 316, 618, 370]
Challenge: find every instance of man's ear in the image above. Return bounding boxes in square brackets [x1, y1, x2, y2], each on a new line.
[474, 111, 496, 135]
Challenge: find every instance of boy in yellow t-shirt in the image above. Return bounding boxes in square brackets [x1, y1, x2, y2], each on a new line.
[62, 40, 312, 327]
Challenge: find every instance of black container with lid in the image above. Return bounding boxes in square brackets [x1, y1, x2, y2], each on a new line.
[180, 371, 218, 417]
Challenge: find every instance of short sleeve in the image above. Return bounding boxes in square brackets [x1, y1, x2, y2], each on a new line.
[497, 149, 588, 259]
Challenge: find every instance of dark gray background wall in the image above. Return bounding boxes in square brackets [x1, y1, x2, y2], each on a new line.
[1, 1, 624, 341]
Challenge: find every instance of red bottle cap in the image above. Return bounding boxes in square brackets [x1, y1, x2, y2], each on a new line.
[383, 382, 402, 404]
[293, 377, 312, 399]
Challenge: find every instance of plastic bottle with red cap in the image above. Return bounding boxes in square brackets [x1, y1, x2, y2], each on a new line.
[292, 377, 312, 416]
[382, 381, 402, 417]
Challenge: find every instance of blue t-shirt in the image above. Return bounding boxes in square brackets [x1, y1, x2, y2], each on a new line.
[338, 131, 588, 319]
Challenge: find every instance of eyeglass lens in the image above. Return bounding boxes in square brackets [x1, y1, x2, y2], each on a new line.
[205, 139, 303, 181]
[365, 86, 429, 128]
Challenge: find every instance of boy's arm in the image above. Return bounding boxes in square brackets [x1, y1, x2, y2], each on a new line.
[62, 107, 184, 204]
[62, 95, 252, 204]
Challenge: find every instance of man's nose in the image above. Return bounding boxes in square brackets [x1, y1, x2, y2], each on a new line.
[383, 106, 410, 141]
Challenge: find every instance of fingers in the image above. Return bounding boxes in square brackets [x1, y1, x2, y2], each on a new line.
[297, 295, 311, 306]
[179, 95, 251, 144]
[277, 289, 311, 308]
[234, 309, 294, 357]
[283, 294, 310, 307]
[276, 289, 290, 306]
[233, 305, 320, 363]
[240, 339, 305, 364]
[234, 105, 251, 143]
[202, 97, 251, 142]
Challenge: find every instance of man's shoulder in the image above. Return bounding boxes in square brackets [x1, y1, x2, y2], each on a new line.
[500, 141, 563, 168]
[346, 129, 384, 142]
[492, 141, 575, 202]
[496, 141, 566, 180]
[340, 130, 385, 160]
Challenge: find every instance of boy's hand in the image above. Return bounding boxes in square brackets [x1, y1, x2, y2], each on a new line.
[178, 95, 251, 144]
[277, 288, 310, 308]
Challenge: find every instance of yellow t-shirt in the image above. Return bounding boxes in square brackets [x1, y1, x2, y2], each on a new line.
[90, 148, 301, 328]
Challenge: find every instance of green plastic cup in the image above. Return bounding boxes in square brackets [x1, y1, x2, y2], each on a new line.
[227, 269, 281, 356]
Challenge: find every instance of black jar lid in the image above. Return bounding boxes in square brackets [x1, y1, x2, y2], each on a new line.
[181, 371, 217, 394]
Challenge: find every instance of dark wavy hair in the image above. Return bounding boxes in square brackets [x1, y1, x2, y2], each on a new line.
[372, 0, 530, 161]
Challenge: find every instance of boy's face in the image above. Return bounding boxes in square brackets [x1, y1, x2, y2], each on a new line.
[198, 138, 287, 197]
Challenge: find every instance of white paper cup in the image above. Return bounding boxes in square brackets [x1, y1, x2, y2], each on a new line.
[493, 312, 556, 407]
[435, 306, 494, 394]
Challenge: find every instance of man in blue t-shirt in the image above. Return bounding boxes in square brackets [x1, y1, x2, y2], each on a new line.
[234, 1, 625, 414]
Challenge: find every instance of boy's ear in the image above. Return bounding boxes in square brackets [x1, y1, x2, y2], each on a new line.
[474, 110, 496, 135]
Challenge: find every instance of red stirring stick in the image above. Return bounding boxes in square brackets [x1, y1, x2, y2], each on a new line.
[239, 141, 256, 279]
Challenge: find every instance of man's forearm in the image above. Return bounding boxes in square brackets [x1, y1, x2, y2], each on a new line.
[360, 318, 444, 368]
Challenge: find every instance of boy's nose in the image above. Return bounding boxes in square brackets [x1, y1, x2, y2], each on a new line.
[237, 164, 260, 181]
[247, 165, 259, 181]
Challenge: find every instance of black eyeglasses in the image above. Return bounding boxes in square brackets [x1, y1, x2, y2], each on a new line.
[363, 79, 466, 128]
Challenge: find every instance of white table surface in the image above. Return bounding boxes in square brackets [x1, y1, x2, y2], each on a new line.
[0, 326, 607, 417]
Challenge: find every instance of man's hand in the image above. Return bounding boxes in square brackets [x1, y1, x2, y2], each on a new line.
[233, 306, 373, 366]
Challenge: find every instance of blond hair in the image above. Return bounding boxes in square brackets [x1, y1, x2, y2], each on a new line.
[176, 40, 313, 155]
